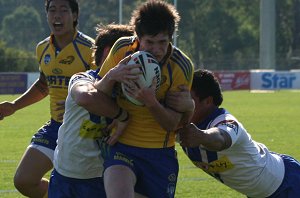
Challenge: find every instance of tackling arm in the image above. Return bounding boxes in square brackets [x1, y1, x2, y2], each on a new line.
[177, 123, 232, 151]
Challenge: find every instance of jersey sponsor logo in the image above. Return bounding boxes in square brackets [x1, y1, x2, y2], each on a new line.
[114, 152, 133, 166]
[47, 75, 70, 87]
[192, 156, 234, 173]
[59, 56, 75, 64]
[31, 137, 50, 145]
[79, 119, 108, 139]
[52, 68, 63, 74]
[44, 54, 51, 65]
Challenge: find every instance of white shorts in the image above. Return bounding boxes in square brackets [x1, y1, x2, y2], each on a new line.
[28, 144, 54, 162]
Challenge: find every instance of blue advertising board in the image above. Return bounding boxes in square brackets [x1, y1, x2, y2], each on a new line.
[0, 73, 27, 94]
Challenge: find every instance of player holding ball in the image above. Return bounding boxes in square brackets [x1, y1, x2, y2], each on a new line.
[98, 1, 194, 197]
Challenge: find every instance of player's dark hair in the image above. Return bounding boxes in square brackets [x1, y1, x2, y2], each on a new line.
[93, 24, 134, 66]
[130, 0, 180, 39]
[45, 0, 79, 27]
[192, 69, 223, 106]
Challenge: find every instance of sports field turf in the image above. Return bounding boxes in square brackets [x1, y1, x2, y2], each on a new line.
[0, 90, 299, 197]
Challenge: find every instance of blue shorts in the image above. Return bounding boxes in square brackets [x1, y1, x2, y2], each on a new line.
[30, 119, 61, 150]
[48, 169, 106, 198]
[268, 154, 300, 198]
[102, 142, 179, 198]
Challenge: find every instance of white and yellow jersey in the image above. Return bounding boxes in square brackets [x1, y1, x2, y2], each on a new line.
[99, 36, 194, 148]
[54, 70, 109, 179]
[36, 31, 97, 122]
[182, 108, 285, 197]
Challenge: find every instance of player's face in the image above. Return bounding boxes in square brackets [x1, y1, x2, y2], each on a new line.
[138, 32, 170, 62]
[47, 0, 77, 36]
[191, 90, 214, 123]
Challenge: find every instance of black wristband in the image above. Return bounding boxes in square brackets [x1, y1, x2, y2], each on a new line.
[113, 107, 123, 120]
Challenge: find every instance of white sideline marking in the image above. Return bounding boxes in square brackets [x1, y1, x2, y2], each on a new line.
[0, 160, 17, 163]
[0, 189, 18, 193]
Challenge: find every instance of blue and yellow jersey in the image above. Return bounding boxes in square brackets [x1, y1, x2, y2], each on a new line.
[99, 36, 194, 148]
[36, 31, 97, 122]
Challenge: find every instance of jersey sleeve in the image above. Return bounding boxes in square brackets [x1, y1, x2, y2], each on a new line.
[68, 73, 94, 93]
[211, 114, 241, 146]
[98, 39, 125, 78]
[169, 49, 194, 91]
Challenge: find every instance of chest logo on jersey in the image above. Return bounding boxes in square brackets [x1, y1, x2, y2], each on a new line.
[52, 68, 63, 74]
[44, 54, 51, 65]
[59, 56, 75, 65]
[47, 75, 70, 87]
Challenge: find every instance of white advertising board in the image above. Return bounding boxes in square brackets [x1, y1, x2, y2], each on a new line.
[251, 70, 300, 90]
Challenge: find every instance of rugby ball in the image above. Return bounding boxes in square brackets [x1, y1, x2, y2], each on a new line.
[122, 51, 161, 106]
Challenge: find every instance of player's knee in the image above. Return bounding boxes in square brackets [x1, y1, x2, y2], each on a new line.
[14, 173, 28, 192]
[13, 172, 37, 193]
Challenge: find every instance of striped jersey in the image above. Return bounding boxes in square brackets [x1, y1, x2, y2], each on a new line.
[36, 31, 97, 122]
[99, 36, 194, 148]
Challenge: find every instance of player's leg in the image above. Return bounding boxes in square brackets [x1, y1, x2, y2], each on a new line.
[14, 146, 53, 198]
[102, 142, 138, 198]
[270, 154, 300, 197]
[134, 147, 179, 198]
[104, 165, 136, 198]
[49, 169, 107, 198]
[14, 120, 59, 198]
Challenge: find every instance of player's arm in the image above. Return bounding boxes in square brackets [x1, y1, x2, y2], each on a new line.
[128, 78, 182, 131]
[71, 77, 127, 121]
[177, 123, 232, 151]
[95, 56, 141, 95]
[0, 72, 48, 120]
[165, 84, 195, 127]
[148, 100, 182, 132]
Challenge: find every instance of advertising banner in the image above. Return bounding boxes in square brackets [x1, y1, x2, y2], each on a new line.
[0, 73, 27, 94]
[251, 70, 300, 90]
[214, 71, 250, 90]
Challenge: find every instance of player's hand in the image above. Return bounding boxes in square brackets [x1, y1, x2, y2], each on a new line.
[55, 100, 65, 121]
[108, 55, 142, 85]
[176, 123, 201, 147]
[124, 77, 158, 107]
[166, 85, 194, 113]
[106, 109, 129, 145]
[105, 114, 130, 146]
[0, 101, 16, 120]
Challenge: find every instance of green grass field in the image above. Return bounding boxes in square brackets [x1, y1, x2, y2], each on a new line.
[0, 90, 299, 198]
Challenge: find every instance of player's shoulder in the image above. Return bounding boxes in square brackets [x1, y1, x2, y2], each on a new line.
[70, 70, 99, 86]
[36, 36, 50, 49]
[111, 36, 136, 55]
[212, 112, 240, 129]
[170, 47, 194, 81]
[170, 47, 194, 69]
[75, 31, 95, 48]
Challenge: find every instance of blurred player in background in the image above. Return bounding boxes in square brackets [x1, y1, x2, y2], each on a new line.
[48, 23, 134, 198]
[0, 0, 96, 197]
[168, 69, 300, 197]
[98, 1, 194, 197]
